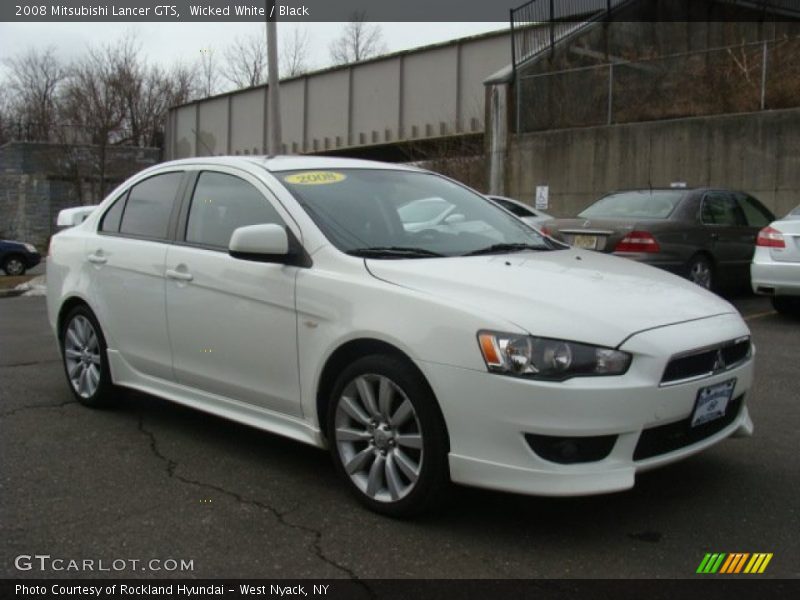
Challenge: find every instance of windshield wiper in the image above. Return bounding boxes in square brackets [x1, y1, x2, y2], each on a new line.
[463, 242, 544, 256]
[346, 246, 446, 259]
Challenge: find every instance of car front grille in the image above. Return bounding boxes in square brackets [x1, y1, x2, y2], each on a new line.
[661, 337, 751, 385]
[633, 394, 743, 461]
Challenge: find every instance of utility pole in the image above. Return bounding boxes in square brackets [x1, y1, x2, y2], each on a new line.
[266, 0, 282, 154]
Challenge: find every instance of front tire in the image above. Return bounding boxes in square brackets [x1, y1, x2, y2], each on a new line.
[60, 305, 116, 407]
[2, 255, 26, 276]
[327, 354, 450, 517]
[687, 254, 714, 290]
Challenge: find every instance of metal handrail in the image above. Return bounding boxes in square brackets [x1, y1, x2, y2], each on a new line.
[510, 0, 626, 72]
[509, 0, 800, 73]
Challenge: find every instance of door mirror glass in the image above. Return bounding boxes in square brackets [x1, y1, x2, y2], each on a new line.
[228, 223, 289, 261]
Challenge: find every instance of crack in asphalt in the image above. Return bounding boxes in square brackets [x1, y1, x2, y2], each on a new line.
[0, 399, 76, 418]
[136, 414, 376, 597]
[0, 359, 61, 368]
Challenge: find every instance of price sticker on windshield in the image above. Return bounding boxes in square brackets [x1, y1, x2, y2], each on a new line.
[283, 171, 346, 185]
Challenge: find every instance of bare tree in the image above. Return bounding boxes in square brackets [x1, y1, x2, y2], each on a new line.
[198, 46, 219, 97]
[281, 28, 311, 77]
[4, 47, 65, 141]
[0, 87, 18, 144]
[329, 12, 388, 65]
[60, 43, 127, 196]
[166, 61, 200, 105]
[223, 34, 267, 89]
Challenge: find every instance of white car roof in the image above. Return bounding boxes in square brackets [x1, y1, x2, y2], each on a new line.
[157, 155, 423, 173]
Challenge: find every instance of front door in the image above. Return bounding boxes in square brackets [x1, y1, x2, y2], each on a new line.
[164, 168, 302, 417]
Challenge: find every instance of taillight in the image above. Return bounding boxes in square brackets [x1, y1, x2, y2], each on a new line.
[540, 225, 552, 237]
[756, 226, 785, 248]
[615, 231, 660, 253]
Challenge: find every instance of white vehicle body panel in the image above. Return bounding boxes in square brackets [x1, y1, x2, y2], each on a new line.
[751, 217, 800, 297]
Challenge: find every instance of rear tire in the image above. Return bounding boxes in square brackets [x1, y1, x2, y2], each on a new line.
[327, 354, 450, 517]
[772, 296, 800, 317]
[60, 305, 116, 407]
[2, 255, 26, 276]
[686, 254, 714, 290]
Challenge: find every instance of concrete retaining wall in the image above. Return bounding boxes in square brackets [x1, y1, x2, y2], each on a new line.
[507, 108, 800, 218]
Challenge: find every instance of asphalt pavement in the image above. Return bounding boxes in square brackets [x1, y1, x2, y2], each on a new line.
[1, 293, 798, 580]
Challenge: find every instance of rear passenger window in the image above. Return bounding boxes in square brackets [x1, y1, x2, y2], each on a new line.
[701, 193, 745, 226]
[735, 193, 774, 227]
[185, 172, 284, 249]
[100, 193, 127, 233]
[119, 172, 183, 239]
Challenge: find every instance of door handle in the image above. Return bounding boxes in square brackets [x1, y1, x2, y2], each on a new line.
[87, 252, 107, 265]
[710, 233, 719, 241]
[166, 269, 193, 282]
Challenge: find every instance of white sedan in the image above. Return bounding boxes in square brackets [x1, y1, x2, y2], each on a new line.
[47, 156, 754, 516]
[487, 195, 554, 227]
[752, 205, 800, 315]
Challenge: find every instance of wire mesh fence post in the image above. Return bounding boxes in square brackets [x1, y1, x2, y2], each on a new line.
[607, 63, 614, 125]
[760, 39, 768, 111]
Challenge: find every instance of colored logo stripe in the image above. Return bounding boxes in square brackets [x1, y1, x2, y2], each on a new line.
[697, 552, 773, 574]
[697, 553, 726, 573]
[720, 553, 749, 573]
[744, 553, 774, 574]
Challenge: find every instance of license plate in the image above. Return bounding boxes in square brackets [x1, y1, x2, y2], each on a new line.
[572, 234, 598, 250]
[691, 379, 736, 427]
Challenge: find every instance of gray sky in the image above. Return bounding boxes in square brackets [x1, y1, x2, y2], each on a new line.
[0, 22, 506, 91]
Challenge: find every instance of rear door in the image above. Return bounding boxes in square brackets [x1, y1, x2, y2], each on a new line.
[699, 191, 754, 282]
[88, 171, 185, 380]
[164, 168, 302, 416]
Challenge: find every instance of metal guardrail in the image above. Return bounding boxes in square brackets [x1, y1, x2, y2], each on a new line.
[509, 0, 800, 73]
[510, 0, 627, 72]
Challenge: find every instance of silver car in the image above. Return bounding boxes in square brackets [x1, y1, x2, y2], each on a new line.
[751, 205, 800, 315]
[487, 195, 553, 227]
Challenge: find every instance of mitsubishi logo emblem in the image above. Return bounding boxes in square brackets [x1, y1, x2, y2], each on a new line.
[713, 349, 726, 372]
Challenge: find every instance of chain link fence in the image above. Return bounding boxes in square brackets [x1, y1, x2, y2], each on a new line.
[516, 35, 800, 132]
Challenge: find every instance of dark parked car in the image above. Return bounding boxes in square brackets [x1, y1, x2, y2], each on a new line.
[543, 188, 775, 290]
[1, 239, 41, 275]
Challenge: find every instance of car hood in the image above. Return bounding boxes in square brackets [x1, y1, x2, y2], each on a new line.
[366, 249, 736, 347]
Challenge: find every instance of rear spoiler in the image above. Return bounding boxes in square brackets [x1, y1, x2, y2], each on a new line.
[57, 205, 98, 227]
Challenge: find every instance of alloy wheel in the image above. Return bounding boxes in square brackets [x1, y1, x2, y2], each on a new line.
[689, 260, 712, 289]
[334, 374, 423, 503]
[64, 315, 102, 398]
[5, 258, 24, 276]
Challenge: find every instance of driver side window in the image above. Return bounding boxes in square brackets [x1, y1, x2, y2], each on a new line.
[185, 171, 285, 249]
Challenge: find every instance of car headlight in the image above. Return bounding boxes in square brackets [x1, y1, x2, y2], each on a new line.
[477, 330, 631, 380]
[24, 243, 37, 253]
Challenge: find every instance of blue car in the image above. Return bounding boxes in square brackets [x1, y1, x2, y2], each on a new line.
[1, 239, 41, 275]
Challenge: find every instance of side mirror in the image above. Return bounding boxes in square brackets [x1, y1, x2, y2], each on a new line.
[229, 223, 290, 262]
[57, 205, 97, 227]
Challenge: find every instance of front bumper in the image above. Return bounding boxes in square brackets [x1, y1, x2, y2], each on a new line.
[417, 313, 754, 497]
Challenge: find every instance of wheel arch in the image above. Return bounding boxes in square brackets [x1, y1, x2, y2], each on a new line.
[56, 296, 94, 348]
[315, 337, 450, 450]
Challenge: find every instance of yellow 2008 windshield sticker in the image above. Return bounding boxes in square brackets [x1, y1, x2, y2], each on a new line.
[283, 171, 346, 185]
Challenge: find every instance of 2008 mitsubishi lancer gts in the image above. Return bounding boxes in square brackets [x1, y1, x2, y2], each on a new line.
[47, 156, 755, 516]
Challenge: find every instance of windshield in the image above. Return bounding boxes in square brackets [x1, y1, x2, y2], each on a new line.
[579, 190, 685, 219]
[277, 169, 550, 257]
